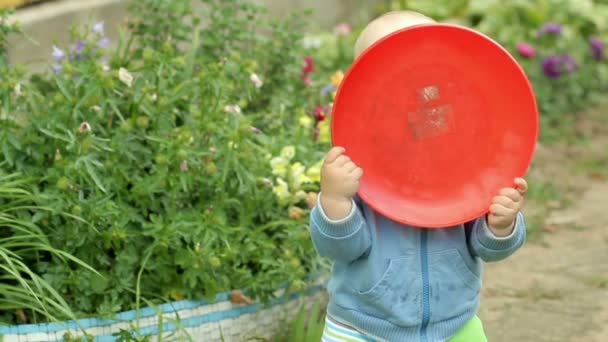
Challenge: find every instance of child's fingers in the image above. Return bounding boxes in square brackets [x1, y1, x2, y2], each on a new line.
[344, 161, 357, 173]
[350, 167, 363, 179]
[325, 146, 346, 163]
[334, 155, 351, 167]
[492, 195, 516, 209]
[514, 177, 528, 194]
[489, 203, 515, 217]
[498, 188, 521, 202]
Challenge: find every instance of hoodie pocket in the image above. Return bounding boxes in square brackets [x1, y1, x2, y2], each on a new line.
[429, 249, 481, 322]
[356, 254, 421, 327]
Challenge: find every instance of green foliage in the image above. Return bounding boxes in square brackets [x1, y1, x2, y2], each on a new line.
[0, 172, 95, 325]
[0, 0, 331, 323]
[273, 300, 326, 342]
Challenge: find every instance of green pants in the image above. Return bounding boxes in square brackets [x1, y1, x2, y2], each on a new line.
[448, 315, 487, 342]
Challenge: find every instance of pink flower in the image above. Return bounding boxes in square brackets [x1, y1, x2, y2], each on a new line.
[517, 43, 535, 58]
[333, 23, 352, 36]
[301, 56, 315, 85]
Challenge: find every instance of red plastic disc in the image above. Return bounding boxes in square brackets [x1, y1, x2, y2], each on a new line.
[331, 23, 538, 228]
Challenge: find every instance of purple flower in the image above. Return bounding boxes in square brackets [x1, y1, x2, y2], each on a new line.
[71, 41, 86, 55]
[538, 22, 563, 35]
[560, 54, 577, 73]
[542, 54, 577, 79]
[52, 45, 65, 62]
[543, 56, 562, 78]
[92, 21, 104, 35]
[52, 64, 63, 74]
[590, 37, 604, 61]
[516, 43, 535, 58]
[320, 84, 336, 97]
[98, 37, 110, 49]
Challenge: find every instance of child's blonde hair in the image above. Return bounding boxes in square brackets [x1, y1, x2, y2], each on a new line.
[354, 11, 435, 58]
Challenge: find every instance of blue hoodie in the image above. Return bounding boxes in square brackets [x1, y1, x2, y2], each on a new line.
[310, 194, 526, 342]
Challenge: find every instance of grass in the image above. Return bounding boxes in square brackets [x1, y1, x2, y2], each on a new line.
[256, 299, 326, 342]
[582, 275, 608, 289]
[0, 172, 98, 325]
[513, 284, 563, 301]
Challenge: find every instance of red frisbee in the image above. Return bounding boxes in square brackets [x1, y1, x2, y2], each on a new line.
[331, 23, 538, 228]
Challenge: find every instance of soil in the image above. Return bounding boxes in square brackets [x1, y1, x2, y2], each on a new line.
[479, 108, 608, 342]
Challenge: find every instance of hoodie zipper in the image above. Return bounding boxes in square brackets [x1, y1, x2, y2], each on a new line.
[420, 229, 430, 342]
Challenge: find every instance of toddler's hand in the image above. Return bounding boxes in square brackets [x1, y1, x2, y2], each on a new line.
[318, 147, 363, 220]
[321, 147, 363, 201]
[487, 178, 528, 235]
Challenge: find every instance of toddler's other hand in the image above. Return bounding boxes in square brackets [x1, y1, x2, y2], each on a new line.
[318, 147, 363, 220]
[487, 178, 528, 236]
[321, 147, 363, 201]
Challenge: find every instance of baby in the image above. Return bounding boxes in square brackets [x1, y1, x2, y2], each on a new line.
[310, 11, 528, 342]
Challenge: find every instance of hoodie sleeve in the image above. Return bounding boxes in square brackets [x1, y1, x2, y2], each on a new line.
[309, 193, 372, 263]
[466, 212, 526, 262]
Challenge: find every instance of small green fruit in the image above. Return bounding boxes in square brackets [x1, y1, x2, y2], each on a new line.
[120, 120, 133, 132]
[142, 48, 154, 62]
[209, 257, 221, 268]
[71, 205, 82, 215]
[136, 116, 150, 129]
[155, 154, 168, 165]
[56, 177, 70, 190]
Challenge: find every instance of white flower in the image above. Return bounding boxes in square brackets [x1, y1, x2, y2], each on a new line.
[150, 93, 158, 102]
[302, 35, 322, 49]
[13, 83, 22, 97]
[79, 122, 91, 133]
[52, 45, 65, 61]
[224, 105, 241, 114]
[101, 63, 110, 72]
[180, 160, 188, 172]
[93, 21, 105, 35]
[118, 67, 133, 87]
[91, 105, 102, 113]
[250, 73, 263, 88]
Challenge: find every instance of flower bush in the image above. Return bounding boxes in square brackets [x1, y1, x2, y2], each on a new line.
[0, 0, 340, 322]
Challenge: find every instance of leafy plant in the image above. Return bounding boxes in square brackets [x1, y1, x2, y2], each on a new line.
[0, 0, 333, 323]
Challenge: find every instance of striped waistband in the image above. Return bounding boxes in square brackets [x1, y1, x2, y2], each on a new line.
[322, 315, 376, 342]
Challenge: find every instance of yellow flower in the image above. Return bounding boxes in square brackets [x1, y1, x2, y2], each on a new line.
[318, 120, 331, 143]
[331, 70, 344, 87]
[273, 178, 290, 202]
[270, 157, 288, 177]
[299, 115, 313, 128]
[305, 159, 323, 183]
[280, 146, 296, 160]
[291, 162, 312, 188]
